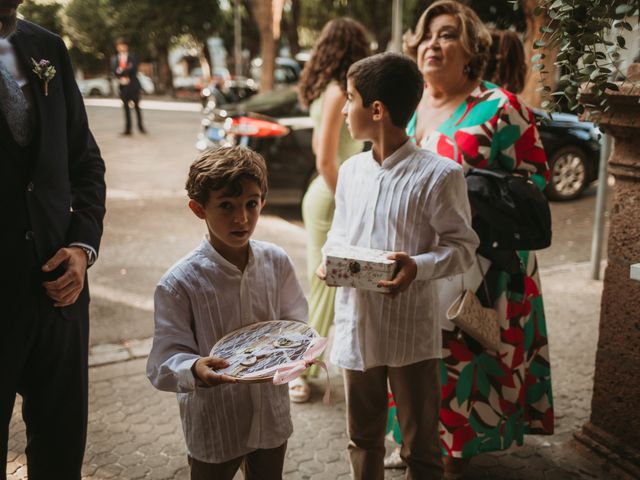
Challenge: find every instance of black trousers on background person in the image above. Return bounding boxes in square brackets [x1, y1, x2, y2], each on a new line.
[119, 86, 145, 134]
[0, 260, 89, 480]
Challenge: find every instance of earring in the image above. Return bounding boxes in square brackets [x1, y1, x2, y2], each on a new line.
[463, 64, 471, 76]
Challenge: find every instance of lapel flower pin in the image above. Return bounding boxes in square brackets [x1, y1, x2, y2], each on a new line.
[31, 58, 56, 96]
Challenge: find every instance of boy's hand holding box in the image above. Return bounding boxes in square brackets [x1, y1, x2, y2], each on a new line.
[323, 245, 398, 293]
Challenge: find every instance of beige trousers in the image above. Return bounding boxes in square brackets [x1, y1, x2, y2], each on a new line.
[344, 359, 444, 480]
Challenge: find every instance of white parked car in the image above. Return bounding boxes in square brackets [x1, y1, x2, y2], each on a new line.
[77, 73, 155, 96]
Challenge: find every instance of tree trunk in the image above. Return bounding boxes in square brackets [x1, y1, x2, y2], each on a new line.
[284, 0, 300, 57]
[521, 0, 558, 108]
[156, 44, 173, 95]
[372, 0, 391, 53]
[250, 0, 276, 92]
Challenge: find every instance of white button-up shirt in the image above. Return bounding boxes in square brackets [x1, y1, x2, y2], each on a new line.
[0, 38, 27, 87]
[324, 140, 479, 371]
[147, 238, 308, 463]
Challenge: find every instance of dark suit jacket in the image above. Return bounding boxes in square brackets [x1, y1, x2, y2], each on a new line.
[0, 20, 106, 319]
[111, 52, 141, 101]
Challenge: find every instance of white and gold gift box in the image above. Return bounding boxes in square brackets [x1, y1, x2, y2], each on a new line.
[324, 245, 398, 293]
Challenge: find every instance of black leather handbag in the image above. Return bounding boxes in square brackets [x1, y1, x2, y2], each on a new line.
[465, 167, 552, 251]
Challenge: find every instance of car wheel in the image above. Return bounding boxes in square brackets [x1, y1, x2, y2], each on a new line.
[545, 145, 589, 201]
[89, 87, 102, 97]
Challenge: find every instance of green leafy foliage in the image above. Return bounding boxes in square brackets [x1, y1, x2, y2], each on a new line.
[534, 0, 640, 115]
[20, 0, 64, 35]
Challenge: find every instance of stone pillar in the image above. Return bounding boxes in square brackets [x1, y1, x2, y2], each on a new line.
[574, 69, 640, 477]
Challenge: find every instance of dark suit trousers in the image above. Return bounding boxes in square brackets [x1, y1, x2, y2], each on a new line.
[189, 442, 287, 480]
[0, 262, 89, 480]
[343, 359, 444, 480]
[119, 86, 144, 133]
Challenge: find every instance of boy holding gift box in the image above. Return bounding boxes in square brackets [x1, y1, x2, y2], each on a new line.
[319, 53, 479, 479]
[146, 146, 307, 480]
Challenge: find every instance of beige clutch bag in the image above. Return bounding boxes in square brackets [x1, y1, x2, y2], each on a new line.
[446, 289, 501, 352]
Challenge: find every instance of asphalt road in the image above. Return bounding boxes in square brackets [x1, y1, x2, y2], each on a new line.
[85, 100, 611, 347]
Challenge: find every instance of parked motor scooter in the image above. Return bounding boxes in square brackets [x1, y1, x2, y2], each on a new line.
[195, 95, 290, 151]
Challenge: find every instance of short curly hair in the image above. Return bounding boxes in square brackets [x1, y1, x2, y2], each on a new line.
[403, 0, 491, 81]
[186, 146, 268, 206]
[298, 17, 371, 108]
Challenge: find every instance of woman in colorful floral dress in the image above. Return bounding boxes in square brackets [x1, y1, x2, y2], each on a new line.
[386, 1, 554, 477]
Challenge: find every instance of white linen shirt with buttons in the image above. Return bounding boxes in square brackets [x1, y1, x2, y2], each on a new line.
[146, 238, 308, 463]
[324, 140, 479, 371]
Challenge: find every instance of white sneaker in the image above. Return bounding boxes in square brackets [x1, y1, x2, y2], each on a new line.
[384, 448, 406, 469]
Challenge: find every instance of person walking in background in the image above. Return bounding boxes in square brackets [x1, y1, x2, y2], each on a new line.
[388, 1, 554, 477]
[484, 29, 527, 94]
[291, 18, 370, 403]
[112, 37, 146, 135]
[0, 1, 106, 478]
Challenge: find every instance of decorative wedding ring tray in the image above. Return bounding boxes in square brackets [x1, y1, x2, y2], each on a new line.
[210, 320, 325, 384]
[324, 245, 398, 292]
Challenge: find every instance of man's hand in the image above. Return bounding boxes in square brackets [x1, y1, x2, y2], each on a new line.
[315, 262, 327, 281]
[192, 357, 237, 386]
[377, 252, 417, 299]
[42, 247, 88, 307]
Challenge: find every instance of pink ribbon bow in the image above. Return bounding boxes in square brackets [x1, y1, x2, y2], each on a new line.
[273, 337, 331, 403]
[243, 337, 331, 403]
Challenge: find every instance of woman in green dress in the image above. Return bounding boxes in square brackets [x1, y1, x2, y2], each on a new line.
[386, 1, 554, 477]
[290, 18, 370, 402]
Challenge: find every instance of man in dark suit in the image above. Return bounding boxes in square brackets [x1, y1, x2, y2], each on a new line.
[111, 37, 146, 135]
[0, 1, 106, 478]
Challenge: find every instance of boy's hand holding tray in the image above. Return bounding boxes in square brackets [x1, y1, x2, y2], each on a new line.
[204, 320, 327, 387]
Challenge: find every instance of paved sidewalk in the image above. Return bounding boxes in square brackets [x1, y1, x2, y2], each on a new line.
[8, 261, 633, 479]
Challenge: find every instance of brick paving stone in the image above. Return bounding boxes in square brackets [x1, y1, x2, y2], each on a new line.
[89, 344, 130, 366]
[121, 464, 150, 479]
[145, 454, 171, 468]
[315, 449, 340, 464]
[464, 469, 490, 480]
[125, 337, 153, 358]
[5, 462, 19, 475]
[544, 468, 580, 480]
[470, 454, 499, 468]
[298, 459, 324, 475]
[93, 462, 124, 479]
[118, 452, 144, 467]
[485, 465, 522, 479]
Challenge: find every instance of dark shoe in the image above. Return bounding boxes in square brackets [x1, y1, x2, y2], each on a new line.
[120, 130, 132, 136]
[444, 457, 470, 479]
[139, 127, 147, 134]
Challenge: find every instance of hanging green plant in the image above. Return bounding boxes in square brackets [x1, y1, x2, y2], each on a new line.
[532, 0, 639, 116]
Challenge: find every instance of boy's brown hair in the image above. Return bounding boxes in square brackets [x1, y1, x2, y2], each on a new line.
[347, 52, 423, 129]
[186, 146, 268, 206]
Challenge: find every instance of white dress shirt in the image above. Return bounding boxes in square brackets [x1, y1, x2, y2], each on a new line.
[324, 140, 479, 371]
[0, 37, 27, 86]
[147, 237, 308, 463]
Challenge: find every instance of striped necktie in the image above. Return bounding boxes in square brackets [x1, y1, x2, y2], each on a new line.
[0, 58, 30, 146]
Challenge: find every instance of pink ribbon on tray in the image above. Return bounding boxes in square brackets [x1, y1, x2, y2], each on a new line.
[242, 337, 331, 403]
